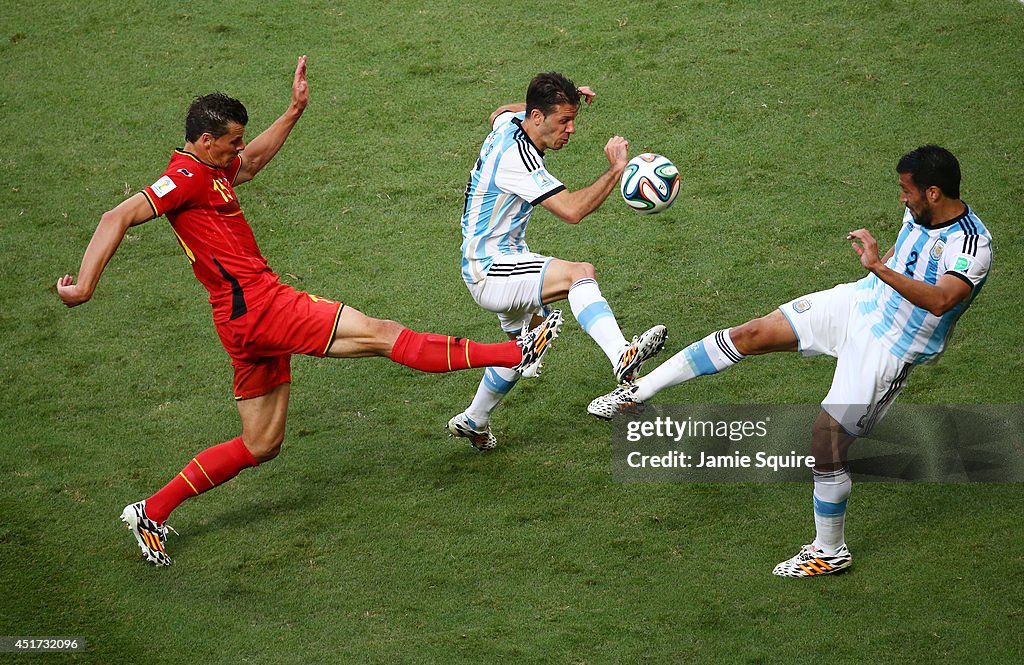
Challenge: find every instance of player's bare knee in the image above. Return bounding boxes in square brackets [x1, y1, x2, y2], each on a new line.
[572, 261, 597, 282]
[249, 435, 284, 463]
[349, 316, 403, 355]
[811, 411, 854, 470]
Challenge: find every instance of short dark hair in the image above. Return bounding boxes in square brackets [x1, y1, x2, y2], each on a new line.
[896, 144, 961, 199]
[184, 93, 248, 142]
[525, 72, 581, 117]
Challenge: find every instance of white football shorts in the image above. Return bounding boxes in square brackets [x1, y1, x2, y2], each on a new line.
[779, 282, 913, 436]
[466, 252, 554, 333]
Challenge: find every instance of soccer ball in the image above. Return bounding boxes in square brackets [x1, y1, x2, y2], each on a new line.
[620, 153, 681, 214]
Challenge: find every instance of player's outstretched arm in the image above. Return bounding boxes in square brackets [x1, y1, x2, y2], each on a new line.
[541, 135, 628, 224]
[57, 193, 155, 307]
[848, 228, 971, 316]
[235, 55, 309, 186]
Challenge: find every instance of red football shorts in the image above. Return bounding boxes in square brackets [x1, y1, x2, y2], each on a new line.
[215, 283, 344, 400]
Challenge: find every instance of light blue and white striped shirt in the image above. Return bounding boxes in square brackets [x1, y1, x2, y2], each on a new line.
[853, 206, 992, 365]
[460, 112, 565, 285]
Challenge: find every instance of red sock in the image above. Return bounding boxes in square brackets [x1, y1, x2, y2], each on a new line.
[145, 437, 258, 523]
[390, 328, 521, 372]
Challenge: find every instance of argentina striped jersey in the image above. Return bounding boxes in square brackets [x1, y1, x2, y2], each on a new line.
[853, 206, 992, 365]
[460, 111, 566, 285]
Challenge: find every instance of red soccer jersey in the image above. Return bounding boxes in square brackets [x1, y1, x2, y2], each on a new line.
[142, 150, 279, 323]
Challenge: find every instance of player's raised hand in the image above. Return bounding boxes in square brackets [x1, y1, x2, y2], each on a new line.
[604, 136, 629, 170]
[577, 86, 596, 105]
[848, 228, 882, 271]
[291, 55, 309, 113]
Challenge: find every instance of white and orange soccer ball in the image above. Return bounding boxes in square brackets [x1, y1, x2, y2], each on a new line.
[619, 153, 681, 214]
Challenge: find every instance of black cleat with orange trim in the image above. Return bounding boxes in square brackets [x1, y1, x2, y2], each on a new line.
[772, 543, 852, 578]
[614, 325, 667, 384]
[120, 500, 175, 567]
[514, 309, 563, 378]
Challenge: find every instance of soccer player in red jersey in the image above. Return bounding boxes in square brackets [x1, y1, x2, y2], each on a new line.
[57, 56, 562, 567]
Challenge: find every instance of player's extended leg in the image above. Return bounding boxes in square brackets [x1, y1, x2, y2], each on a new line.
[325, 305, 560, 375]
[448, 314, 545, 451]
[772, 410, 856, 578]
[542, 259, 667, 383]
[120, 383, 288, 566]
[588, 309, 798, 418]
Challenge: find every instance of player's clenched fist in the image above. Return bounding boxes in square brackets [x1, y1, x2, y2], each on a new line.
[605, 136, 629, 169]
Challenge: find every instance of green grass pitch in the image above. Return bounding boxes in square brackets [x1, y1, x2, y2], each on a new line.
[2, 0, 1022, 662]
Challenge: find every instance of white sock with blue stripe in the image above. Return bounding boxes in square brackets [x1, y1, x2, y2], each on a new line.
[568, 278, 628, 364]
[812, 467, 851, 554]
[634, 329, 744, 401]
[465, 367, 521, 425]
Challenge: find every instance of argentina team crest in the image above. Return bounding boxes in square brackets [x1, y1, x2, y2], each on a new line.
[792, 299, 811, 314]
[930, 240, 945, 261]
